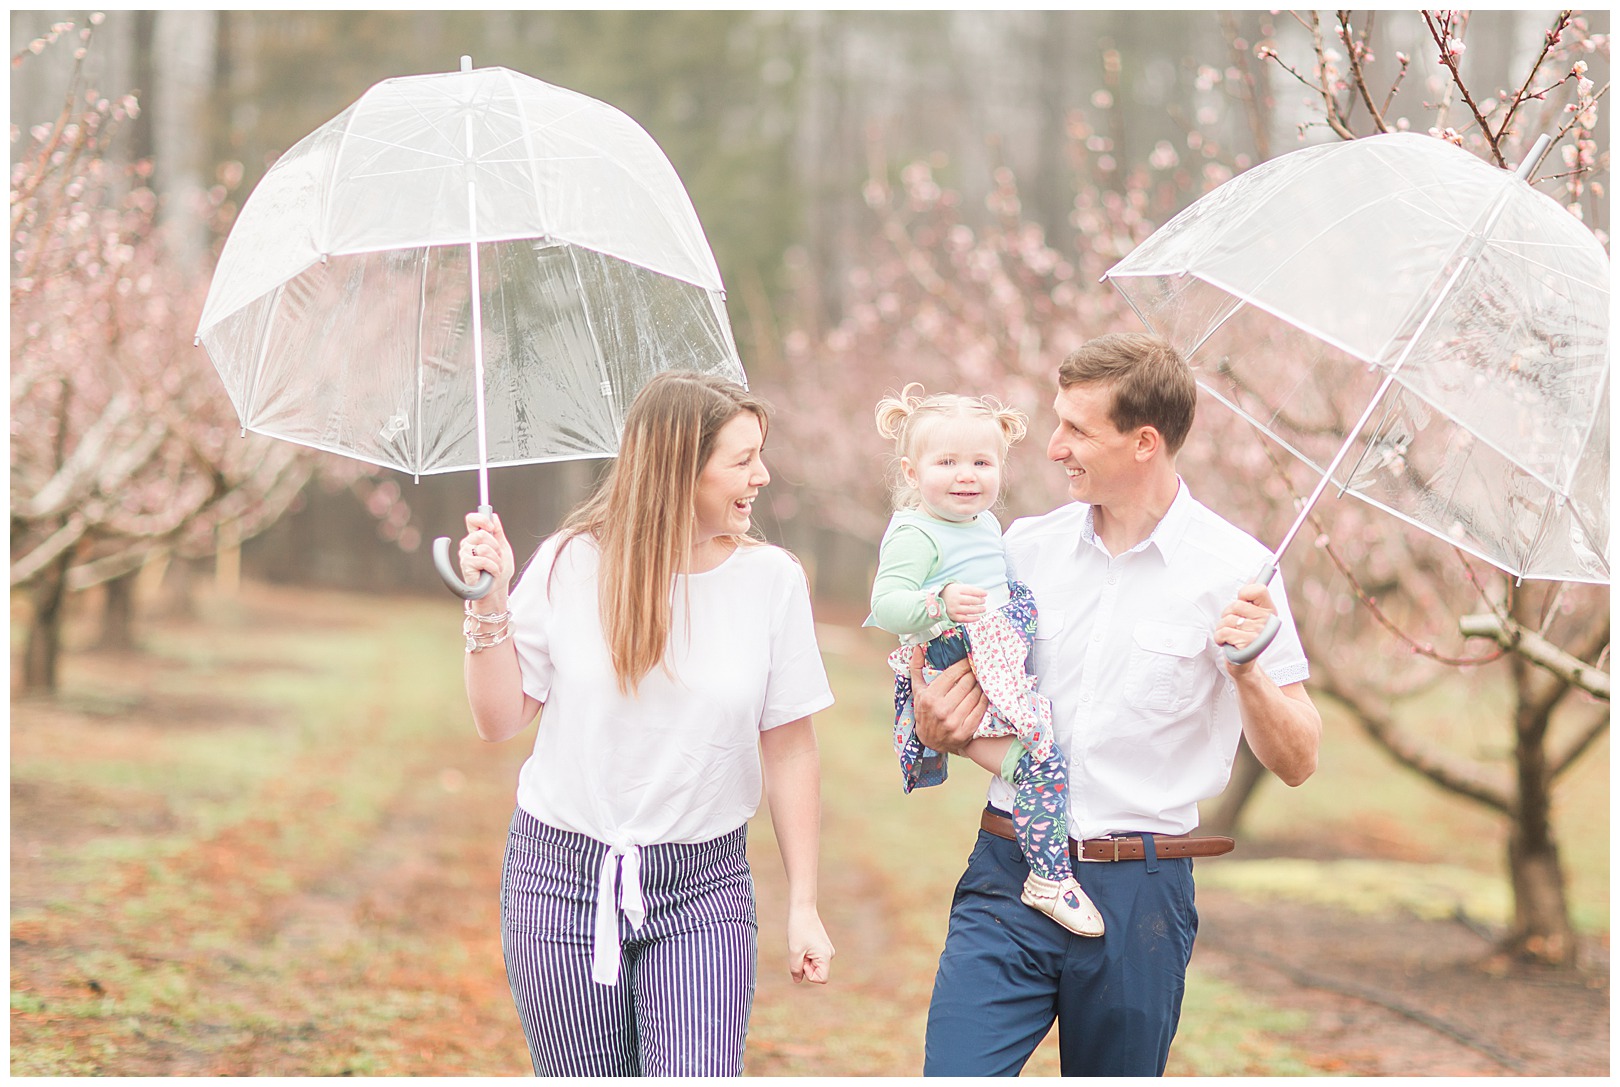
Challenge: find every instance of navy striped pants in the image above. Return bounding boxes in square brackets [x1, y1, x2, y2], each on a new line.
[500, 807, 758, 1076]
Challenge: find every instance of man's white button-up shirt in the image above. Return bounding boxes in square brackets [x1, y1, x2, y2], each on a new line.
[987, 481, 1310, 840]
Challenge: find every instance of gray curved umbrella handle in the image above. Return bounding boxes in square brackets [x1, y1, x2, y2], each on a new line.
[1222, 559, 1279, 666]
[432, 535, 495, 600]
[1224, 613, 1280, 665]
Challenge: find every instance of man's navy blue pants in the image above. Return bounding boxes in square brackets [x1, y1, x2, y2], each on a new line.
[922, 813, 1198, 1076]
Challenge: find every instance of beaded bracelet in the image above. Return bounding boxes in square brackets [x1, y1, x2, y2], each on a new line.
[463, 602, 512, 653]
[464, 601, 512, 625]
[464, 622, 512, 653]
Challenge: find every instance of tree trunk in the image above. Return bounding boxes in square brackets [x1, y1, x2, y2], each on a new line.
[22, 550, 74, 692]
[1501, 589, 1577, 965]
[95, 568, 140, 651]
[1505, 829, 1574, 965]
[150, 10, 219, 273]
[1200, 737, 1267, 839]
[215, 523, 241, 597]
[161, 557, 197, 619]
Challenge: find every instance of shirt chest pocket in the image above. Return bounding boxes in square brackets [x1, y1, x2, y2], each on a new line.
[1028, 609, 1064, 677]
[1123, 620, 1209, 715]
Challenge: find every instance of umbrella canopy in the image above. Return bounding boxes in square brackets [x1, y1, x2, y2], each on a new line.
[196, 62, 746, 483]
[1106, 132, 1609, 586]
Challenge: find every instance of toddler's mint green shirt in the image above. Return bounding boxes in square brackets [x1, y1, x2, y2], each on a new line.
[867, 508, 1013, 638]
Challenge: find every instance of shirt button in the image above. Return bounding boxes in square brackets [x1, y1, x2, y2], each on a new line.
[1106, 574, 1118, 585]
[1080, 690, 1092, 703]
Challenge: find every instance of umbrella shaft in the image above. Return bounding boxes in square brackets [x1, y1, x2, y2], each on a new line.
[1271, 367, 1402, 562]
[467, 180, 490, 509]
[464, 103, 490, 511]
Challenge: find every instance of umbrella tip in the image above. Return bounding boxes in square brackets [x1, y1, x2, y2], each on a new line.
[461, 55, 472, 73]
[1514, 133, 1553, 180]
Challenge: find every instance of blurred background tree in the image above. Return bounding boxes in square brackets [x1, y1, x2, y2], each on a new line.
[10, 19, 326, 689]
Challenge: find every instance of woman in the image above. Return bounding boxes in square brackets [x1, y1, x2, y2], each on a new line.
[456, 370, 835, 1077]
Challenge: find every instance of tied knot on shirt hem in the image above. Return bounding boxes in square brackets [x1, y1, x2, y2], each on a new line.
[590, 838, 646, 986]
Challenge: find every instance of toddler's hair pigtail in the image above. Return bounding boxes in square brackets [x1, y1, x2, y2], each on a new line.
[983, 397, 1029, 446]
[874, 381, 926, 442]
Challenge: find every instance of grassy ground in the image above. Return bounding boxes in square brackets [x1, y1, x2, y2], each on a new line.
[10, 580, 1609, 1075]
[11, 585, 532, 1074]
[1230, 676, 1610, 934]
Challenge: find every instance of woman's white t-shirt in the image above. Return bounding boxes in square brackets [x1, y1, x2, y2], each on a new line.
[507, 533, 835, 848]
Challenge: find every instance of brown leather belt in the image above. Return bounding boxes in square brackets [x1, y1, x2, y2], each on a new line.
[980, 809, 1234, 862]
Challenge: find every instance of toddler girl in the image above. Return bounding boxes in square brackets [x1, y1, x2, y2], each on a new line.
[868, 384, 1102, 938]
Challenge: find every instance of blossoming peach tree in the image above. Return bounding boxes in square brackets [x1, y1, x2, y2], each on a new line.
[9, 22, 416, 689]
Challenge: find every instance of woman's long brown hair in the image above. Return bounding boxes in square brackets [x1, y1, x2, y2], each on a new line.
[550, 371, 770, 694]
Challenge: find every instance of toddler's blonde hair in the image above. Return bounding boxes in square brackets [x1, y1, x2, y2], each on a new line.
[873, 383, 1028, 510]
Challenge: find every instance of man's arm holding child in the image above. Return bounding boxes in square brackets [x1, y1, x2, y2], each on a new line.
[909, 650, 995, 766]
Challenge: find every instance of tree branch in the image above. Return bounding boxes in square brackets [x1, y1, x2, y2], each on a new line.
[1315, 662, 1512, 812]
[1308, 10, 1357, 139]
[1458, 612, 1609, 701]
[1380, 50, 1411, 116]
[1338, 10, 1389, 132]
[1423, 9, 1505, 165]
[1220, 11, 1273, 162]
[1496, 10, 1573, 143]
[1552, 80, 1609, 145]
[10, 514, 89, 586]
[1549, 706, 1610, 781]
[14, 392, 159, 520]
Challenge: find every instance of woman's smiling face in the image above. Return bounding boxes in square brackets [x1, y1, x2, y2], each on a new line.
[693, 411, 770, 542]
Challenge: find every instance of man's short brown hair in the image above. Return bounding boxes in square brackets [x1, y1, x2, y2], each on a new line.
[1058, 332, 1197, 454]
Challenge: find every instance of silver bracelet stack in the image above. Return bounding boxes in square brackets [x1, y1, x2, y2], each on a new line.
[463, 601, 512, 654]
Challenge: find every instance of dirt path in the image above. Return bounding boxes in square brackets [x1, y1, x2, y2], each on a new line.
[10, 584, 1609, 1076]
[1190, 891, 1610, 1077]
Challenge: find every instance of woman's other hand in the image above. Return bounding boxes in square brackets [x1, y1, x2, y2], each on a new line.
[787, 905, 834, 984]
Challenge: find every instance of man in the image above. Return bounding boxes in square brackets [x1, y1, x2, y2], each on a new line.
[912, 332, 1321, 1076]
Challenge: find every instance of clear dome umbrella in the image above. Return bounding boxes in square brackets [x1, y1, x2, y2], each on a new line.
[1105, 132, 1609, 662]
[196, 57, 747, 598]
